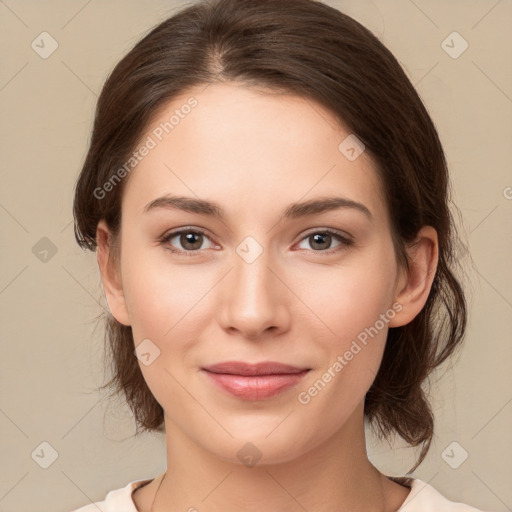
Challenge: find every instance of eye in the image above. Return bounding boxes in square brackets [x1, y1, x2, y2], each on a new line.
[159, 227, 353, 256]
[159, 228, 217, 254]
[296, 229, 353, 253]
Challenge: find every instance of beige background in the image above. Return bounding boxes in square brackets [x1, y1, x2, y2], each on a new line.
[0, 1, 511, 511]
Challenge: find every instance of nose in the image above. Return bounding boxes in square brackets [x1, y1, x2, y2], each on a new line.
[217, 249, 291, 340]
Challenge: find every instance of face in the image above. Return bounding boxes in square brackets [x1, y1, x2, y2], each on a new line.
[101, 82, 413, 464]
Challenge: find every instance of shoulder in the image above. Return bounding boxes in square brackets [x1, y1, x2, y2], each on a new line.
[398, 478, 487, 511]
[68, 478, 153, 512]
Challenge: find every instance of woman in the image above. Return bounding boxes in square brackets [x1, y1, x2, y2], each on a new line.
[70, 0, 484, 510]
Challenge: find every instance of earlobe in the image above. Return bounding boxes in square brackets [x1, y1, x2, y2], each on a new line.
[388, 226, 439, 328]
[96, 220, 131, 326]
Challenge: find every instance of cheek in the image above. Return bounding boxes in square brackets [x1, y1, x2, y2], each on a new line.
[122, 235, 399, 356]
[295, 281, 393, 432]
[295, 249, 398, 401]
[303, 256, 398, 344]
[121, 245, 214, 342]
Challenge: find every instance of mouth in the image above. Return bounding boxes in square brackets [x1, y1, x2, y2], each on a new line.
[201, 361, 311, 400]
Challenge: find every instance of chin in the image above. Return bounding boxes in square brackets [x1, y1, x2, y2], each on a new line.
[202, 425, 316, 467]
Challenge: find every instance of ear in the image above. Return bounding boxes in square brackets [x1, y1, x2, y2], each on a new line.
[96, 219, 131, 326]
[388, 225, 439, 328]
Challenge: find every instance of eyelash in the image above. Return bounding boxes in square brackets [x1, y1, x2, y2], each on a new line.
[158, 227, 354, 257]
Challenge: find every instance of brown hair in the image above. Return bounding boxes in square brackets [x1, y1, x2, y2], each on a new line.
[73, 0, 468, 473]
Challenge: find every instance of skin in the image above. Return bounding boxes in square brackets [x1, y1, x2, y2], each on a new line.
[96, 82, 438, 512]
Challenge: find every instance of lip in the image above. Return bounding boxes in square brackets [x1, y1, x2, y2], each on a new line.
[202, 361, 308, 376]
[201, 361, 311, 400]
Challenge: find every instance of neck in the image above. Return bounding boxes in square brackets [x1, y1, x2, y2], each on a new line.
[144, 403, 409, 512]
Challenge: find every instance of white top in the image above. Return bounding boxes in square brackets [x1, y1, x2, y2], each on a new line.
[70, 476, 485, 511]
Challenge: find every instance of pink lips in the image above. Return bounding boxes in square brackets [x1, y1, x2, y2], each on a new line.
[201, 361, 310, 400]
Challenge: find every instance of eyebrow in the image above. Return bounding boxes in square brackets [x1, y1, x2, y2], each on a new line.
[143, 194, 373, 222]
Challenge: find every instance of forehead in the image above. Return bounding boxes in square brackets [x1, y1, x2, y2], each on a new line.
[122, 82, 387, 226]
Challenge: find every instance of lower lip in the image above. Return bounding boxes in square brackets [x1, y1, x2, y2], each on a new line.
[202, 370, 310, 400]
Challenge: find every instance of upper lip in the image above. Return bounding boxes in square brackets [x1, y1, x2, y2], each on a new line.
[202, 361, 310, 376]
